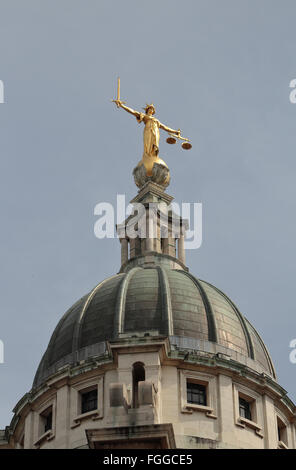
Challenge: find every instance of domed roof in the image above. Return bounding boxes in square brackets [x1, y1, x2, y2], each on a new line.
[33, 263, 275, 388]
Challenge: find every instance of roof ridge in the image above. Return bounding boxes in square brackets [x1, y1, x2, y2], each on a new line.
[176, 270, 218, 343]
[113, 267, 143, 337]
[157, 265, 174, 336]
[72, 274, 121, 352]
[200, 279, 255, 360]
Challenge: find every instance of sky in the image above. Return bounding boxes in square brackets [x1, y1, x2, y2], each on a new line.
[0, 0, 296, 427]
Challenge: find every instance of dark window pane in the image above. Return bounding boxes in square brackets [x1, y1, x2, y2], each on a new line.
[239, 397, 252, 421]
[132, 362, 145, 409]
[44, 412, 52, 433]
[81, 389, 98, 414]
[187, 382, 207, 406]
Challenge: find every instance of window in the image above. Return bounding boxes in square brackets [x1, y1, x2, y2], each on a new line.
[234, 386, 262, 436]
[277, 416, 288, 447]
[81, 389, 98, 414]
[239, 397, 252, 421]
[44, 411, 52, 433]
[34, 401, 57, 446]
[180, 371, 217, 418]
[40, 406, 53, 434]
[132, 362, 145, 408]
[187, 382, 207, 406]
[277, 425, 281, 442]
[71, 378, 104, 427]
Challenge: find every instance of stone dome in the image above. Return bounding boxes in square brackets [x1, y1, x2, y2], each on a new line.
[33, 261, 275, 389]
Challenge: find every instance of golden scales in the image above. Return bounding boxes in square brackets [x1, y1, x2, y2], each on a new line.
[166, 133, 192, 150]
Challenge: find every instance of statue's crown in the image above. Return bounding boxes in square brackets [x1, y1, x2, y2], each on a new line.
[143, 103, 155, 114]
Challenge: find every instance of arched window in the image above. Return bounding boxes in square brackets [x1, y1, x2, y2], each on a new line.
[132, 362, 145, 408]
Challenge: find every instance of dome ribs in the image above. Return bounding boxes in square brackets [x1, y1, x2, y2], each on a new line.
[156, 266, 174, 336]
[33, 265, 276, 389]
[178, 270, 218, 343]
[113, 267, 142, 337]
[201, 280, 255, 360]
[45, 296, 86, 371]
[72, 275, 119, 352]
[244, 318, 276, 379]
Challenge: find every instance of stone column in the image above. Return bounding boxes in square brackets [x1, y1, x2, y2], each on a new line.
[146, 210, 154, 252]
[120, 238, 128, 265]
[178, 233, 185, 265]
[24, 411, 35, 449]
[155, 224, 161, 253]
[217, 374, 236, 446]
[167, 234, 176, 257]
[262, 394, 278, 448]
[130, 238, 136, 259]
[163, 236, 169, 255]
[55, 386, 69, 448]
[141, 237, 146, 255]
[134, 237, 141, 256]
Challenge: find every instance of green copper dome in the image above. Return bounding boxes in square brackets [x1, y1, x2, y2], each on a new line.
[33, 259, 275, 389]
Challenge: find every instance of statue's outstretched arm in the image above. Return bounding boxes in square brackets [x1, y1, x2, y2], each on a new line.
[159, 122, 181, 135]
[115, 100, 141, 119]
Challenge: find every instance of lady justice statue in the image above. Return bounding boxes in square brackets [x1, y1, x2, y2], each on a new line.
[112, 78, 191, 188]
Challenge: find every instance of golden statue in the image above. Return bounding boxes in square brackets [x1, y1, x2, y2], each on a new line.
[112, 78, 191, 187]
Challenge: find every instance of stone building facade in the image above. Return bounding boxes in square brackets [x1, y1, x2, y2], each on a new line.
[1, 172, 295, 449]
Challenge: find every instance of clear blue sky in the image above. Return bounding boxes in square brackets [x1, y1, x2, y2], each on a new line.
[0, 0, 296, 426]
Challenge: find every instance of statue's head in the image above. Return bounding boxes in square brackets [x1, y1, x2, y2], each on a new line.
[144, 103, 155, 115]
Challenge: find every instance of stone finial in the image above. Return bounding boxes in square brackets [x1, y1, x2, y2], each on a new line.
[133, 162, 170, 189]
